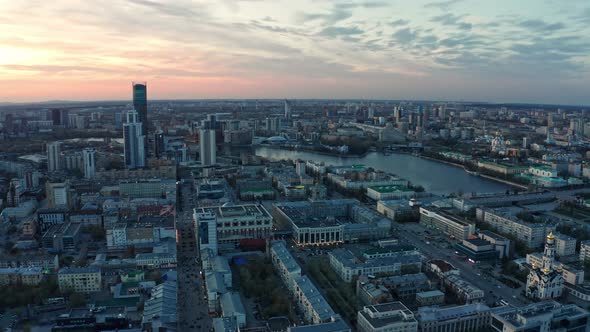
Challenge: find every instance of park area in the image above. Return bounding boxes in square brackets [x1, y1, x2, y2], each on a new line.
[306, 256, 359, 324]
[236, 256, 296, 322]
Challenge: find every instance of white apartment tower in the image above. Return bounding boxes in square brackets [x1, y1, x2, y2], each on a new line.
[82, 148, 96, 179]
[47, 141, 61, 172]
[123, 110, 146, 169]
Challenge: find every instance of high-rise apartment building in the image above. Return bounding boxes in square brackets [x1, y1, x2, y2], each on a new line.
[199, 128, 216, 166]
[82, 148, 96, 179]
[123, 110, 146, 169]
[284, 100, 291, 120]
[154, 130, 165, 159]
[47, 141, 61, 172]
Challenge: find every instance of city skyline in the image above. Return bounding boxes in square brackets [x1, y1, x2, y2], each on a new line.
[2, 0, 590, 104]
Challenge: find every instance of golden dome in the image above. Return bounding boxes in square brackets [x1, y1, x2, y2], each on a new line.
[532, 262, 539, 269]
[547, 232, 555, 240]
[543, 267, 550, 274]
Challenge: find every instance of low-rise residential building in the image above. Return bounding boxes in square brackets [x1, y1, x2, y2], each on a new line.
[580, 240, 590, 263]
[269, 241, 337, 325]
[489, 300, 589, 332]
[417, 303, 491, 332]
[287, 318, 350, 332]
[443, 274, 485, 303]
[327, 168, 407, 191]
[135, 253, 177, 269]
[356, 273, 429, 302]
[376, 200, 418, 222]
[416, 290, 445, 306]
[328, 247, 422, 283]
[419, 207, 475, 240]
[427, 259, 459, 278]
[0, 267, 43, 286]
[220, 292, 246, 328]
[293, 276, 336, 324]
[357, 282, 392, 305]
[477, 207, 555, 248]
[477, 161, 527, 175]
[58, 266, 102, 293]
[554, 232, 577, 257]
[142, 280, 177, 331]
[270, 241, 301, 293]
[366, 186, 417, 201]
[357, 302, 418, 332]
[0, 253, 59, 270]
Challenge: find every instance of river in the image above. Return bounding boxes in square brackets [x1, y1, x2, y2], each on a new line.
[253, 147, 512, 195]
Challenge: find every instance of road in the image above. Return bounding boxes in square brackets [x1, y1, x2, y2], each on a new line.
[393, 221, 527, 307]
[176, 179, 213, 332]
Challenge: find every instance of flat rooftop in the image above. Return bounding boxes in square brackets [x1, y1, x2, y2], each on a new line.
[367, 301, 409, 313]
[369, 185, 413, 193]
[424, 207, 473, 227]
[197, 204, 270, 219]
[479, 230, 509, 241]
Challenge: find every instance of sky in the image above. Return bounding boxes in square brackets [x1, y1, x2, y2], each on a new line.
[1, 0, 590, 104]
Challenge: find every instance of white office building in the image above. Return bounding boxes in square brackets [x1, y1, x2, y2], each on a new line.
[418, 303, 491, 332]
[490, 301, 590, 332]
[123, 110, 146, 169]
[357, 302, 418, 332]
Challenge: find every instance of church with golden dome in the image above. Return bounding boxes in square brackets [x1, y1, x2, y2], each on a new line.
[526, 232, 564, 300]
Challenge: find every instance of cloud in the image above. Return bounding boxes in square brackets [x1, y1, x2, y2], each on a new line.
[392, 27, 418, 44]
[424, 0, 463, 10]
[431, 13, 472, 30]
[297, 9, 352, 24]
[333, 1, 388, 10]
[2, 64, 109, 74]
[319, 26, 364, 38]
[517, 19, 565, 32]
[125, 0, 201, 18]
[390, 19, 409, 27]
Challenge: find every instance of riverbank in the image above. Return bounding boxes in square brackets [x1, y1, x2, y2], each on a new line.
[418, 154, 528, 190]
[256, 144, 369, 158]
[253, 147, 512, 195]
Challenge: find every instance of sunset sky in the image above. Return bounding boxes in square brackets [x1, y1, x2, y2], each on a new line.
[1, 0, 590, 104]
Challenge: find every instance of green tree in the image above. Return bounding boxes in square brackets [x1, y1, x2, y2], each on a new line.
[69, 293, 86, 308]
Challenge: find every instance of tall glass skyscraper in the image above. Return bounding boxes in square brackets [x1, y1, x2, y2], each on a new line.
[132, 82, 148, 156]
[132, 82, 147, 124]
